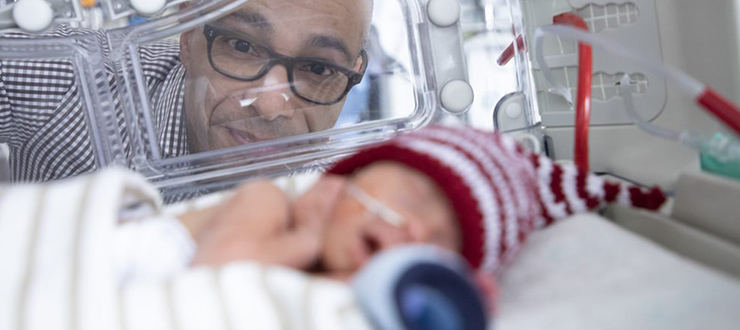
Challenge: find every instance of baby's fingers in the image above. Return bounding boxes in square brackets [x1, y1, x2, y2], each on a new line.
[292, 175, 347, 230]
[265, 227, 323, 270]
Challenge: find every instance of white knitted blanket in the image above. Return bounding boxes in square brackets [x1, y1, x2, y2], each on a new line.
[0, 168, 371, 330]
[3, 169, 739, 330]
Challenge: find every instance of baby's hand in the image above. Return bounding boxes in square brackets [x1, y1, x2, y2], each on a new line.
[291, 175, 347, 231]
[190, 176, 346, 269]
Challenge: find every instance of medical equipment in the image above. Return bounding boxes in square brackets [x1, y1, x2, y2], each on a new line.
[353, 245, 488, 330]
[549, 13, 592, 171]
[534, 23, 740, 180]
[0, 0, 189, 32]
[535, 25, 740, 136]
[463, 0, 541, 134]
[0, 0, 82, 32]
[620, 77, 740, 181]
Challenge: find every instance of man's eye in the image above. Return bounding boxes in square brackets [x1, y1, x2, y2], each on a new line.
[226, 38, 256, 54]
[302, 63, 336, 76]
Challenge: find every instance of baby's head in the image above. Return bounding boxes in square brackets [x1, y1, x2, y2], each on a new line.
[320, 160, 461, 272]
[316, 125, 667, 275]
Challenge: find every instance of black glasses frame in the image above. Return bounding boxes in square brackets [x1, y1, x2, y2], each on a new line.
[203, 24, 368, 106]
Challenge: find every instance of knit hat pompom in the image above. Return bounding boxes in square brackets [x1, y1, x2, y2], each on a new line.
[328, 125, 666, 274]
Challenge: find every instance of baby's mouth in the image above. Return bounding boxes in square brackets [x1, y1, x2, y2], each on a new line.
[350, 230, 382, 268]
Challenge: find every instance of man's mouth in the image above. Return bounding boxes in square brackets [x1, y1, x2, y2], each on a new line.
[227, 127, 260, 145]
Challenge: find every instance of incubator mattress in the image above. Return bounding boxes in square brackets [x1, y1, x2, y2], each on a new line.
[497, 214, 740, 330]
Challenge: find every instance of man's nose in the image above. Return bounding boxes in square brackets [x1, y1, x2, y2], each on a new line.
[248, 66, 296, 121]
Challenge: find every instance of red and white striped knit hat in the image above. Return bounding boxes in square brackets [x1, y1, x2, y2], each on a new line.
[328, 125, 666, 274]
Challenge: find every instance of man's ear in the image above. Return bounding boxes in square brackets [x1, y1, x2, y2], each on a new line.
[354, 51, 368, 72]
[178, 2, 194, 68]
[180, 30, 194, 69]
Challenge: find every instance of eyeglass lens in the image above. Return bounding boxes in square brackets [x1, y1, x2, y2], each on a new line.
[208, 29, 355, 104]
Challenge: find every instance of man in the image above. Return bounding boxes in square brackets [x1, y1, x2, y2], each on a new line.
[0, 0, 371, 182]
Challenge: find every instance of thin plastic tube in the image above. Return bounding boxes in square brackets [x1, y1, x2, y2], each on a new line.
[534, 25, 706, 99]
[698, 89, 740, 136]
[620, 72, 708, 151]
[498, 35, 525, 66]
[534, 30, 573, 105]
[618, 74, 681, 142]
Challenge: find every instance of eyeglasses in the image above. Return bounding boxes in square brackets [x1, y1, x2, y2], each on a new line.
[203, 24, 368, 106]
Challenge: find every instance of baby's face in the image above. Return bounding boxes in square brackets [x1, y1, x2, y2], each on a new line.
[320, 162, 461, 272]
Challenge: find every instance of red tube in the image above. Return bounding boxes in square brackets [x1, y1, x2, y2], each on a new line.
[697, 89, 740, 136]
[554, 13, 593, 171]
[498, 35, 526, 66]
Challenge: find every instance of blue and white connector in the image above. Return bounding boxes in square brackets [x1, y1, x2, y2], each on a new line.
[697, 133, 740, 181]
[352, 245, 489, 330]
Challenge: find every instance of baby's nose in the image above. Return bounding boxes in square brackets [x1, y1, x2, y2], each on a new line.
[363, 219, 412, 253]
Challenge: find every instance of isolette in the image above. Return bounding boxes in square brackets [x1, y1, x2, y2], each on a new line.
[1, 0, 740, 329]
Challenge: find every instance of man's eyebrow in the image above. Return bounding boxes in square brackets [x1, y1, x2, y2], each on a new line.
[306, 35, 354, 64]
[226, 9, 273, 33]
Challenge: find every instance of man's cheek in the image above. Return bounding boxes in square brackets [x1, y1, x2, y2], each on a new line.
[304, 104, 342, 131]
[184, 76, 213, 151]
[207, 127, 237, 150]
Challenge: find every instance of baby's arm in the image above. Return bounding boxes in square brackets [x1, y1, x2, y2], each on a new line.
[181, 177, 346, 268]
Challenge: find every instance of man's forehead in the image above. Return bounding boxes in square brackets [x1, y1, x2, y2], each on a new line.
[223, 0, 371, 35]
[217, 1, 370, 60]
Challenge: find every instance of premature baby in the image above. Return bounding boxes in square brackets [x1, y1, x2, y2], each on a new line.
[184, 125, 666, 279]
[0, 124, 671, 330]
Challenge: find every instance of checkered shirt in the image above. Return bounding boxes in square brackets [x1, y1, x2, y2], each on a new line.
[0, 26, 188, 183]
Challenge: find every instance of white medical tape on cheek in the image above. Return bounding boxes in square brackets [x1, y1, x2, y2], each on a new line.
[346, 183, 405, 227]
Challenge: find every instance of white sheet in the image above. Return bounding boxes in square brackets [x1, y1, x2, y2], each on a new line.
[497, 214, 740, 330]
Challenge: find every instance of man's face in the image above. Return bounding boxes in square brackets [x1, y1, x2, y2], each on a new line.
[181, 0, 371, 153]
[320, 162, 462, 273]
